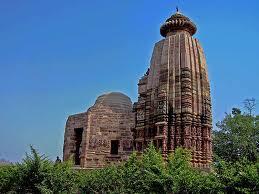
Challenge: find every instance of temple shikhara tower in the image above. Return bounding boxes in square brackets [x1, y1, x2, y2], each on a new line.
[63, 10, 212, 169]
[133, 10, 212, 168]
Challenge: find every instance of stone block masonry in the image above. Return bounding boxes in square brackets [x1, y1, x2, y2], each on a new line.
[63, 10, 213, 169]
[63, 92, 134, 168]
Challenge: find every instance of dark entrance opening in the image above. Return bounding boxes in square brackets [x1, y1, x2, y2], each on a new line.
[110, 140, 119, 155]
[74, 128, 83, 165]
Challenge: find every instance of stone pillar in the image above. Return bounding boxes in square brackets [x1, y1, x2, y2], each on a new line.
[169, 125, 175, 153]
[162, 124, 168, 157]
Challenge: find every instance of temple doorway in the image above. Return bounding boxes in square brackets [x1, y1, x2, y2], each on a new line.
[74, 128, 83, 165]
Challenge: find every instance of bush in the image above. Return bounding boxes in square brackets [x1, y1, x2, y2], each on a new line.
[215, 159, 259, 193]
[0, 146, 79, 194]
[0, 164, 17, 193]
[1, 144, 258, 193]
[79, 165, 124, 194]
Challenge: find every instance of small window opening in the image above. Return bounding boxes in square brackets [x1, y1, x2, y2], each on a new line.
[74, 128, 83, 165]
[110, 140, 119, 155]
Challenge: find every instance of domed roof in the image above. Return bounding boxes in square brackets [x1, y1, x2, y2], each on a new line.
[160, 10, 197, 37]
[93, 92, 132, 111]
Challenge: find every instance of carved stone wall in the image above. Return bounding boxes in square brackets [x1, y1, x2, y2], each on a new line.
[63, 11, 213, 169]
[133, 11, 212, 168]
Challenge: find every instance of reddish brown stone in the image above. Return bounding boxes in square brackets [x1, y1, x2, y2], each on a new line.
[63, 10, 212, 169]
[63, 92, 134, 168]
[133, 11, 212, 168]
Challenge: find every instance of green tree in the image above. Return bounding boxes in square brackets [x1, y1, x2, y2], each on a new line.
[214, 108, 259, 163]
[167, 147, 194, 193]
[79, 165, 124, 194]
[215, 158, 259, 193]
[0, 164, 17, 193]
[12, 145, 51, 193]
[120, 152, 144, 193]
[140, 144, 168, 193]
[167, 147, 221, 194]
[38, 160, 79, 193]
[0, 146, 79, 194]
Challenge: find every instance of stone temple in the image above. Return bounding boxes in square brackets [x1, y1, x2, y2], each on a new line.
[63, 10, 212, 169]
[63, 92, 134, 168]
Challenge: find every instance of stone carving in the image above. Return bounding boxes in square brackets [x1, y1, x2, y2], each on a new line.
[63, 10, 213, 169]
[122, 140, 133, 151]
[157, 101, 167, 114]
[133, 10, 212, 168]
[89, 138, 109, 149]
[89, 138, 98, 149]
[137, 110, 145, 120]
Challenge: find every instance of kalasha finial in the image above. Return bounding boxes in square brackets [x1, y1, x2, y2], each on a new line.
[160, 7, 197, 37]
[176, 6, 179, 13]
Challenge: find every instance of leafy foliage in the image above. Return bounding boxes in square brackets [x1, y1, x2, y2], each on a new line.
[79, 165, 124, 194]
[1, 144, 258, 194]
[215, 158, 259, 193]
[0, 164, 17, 193]
[38, 160, 79, 193]
[214, 108, 259, 163]
[0, 146, 79, 194]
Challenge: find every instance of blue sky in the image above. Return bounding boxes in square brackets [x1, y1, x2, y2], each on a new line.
[0, 0, 258, 162]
